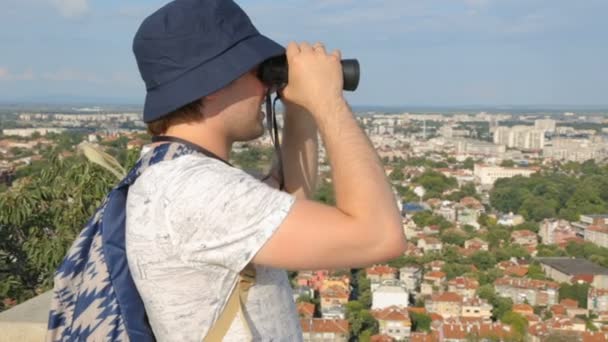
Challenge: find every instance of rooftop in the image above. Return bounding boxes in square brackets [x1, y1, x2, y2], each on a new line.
[537, 257, 608, 276]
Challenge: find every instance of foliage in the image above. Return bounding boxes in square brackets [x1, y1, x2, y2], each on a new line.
[411, 170, 458, 199]
[412, 211, 452, 230]
[490, 165, 608, 222]
[470, 251, 497, 271]
[500, 311, 527, 337]
[410, 312, 432, 332]
[313, 179, 335, 205]
[345, 300, 378, 338]
[558, 282, 590, 308]
[0, 153, 116, 306]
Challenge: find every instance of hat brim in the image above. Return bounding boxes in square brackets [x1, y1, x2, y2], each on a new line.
[143, 34, 284, 123]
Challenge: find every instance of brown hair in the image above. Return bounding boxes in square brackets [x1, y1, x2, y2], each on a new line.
[146, 99, 204, 136]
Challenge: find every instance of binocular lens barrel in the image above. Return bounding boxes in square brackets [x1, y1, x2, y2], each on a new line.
[258, 54, 360, 92]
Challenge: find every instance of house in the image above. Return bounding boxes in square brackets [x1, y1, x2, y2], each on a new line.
[461, 297, 492, 321]
[511, 229, 538, 247]
[301, 319, 349, 342]
[297, 302, 315, 318]
[540, 219, 577, 245]
[425, 292, 462, 318]
[371, 305, 412, 341]
[296, 270, 330, 291]
[372, 285, 409, 310]
[527, 316, 586, 342]
[426, 260, 445, 272]
[447, 277, 479, 299]
[588, 287, 608, 313]
[370, 334, 395, 342]
[367, 265, 398, 284]
[497, 213, 525, 226]
[320, 277, 350, 292]
[399, 266, 422, 292]
[512, 303, 534, 316]
[464, 238, 488, 252]
[320, 285, 349, 313]
[494, 277, 559, 306]
[433, 318, 514, 342]
[421, 271, 446, 296]
[417, 236, 443, 253]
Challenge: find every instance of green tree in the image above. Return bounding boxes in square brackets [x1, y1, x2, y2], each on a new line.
[500, 311, 527, 337]
[410, 312, 432, 332]
[0, 154, 116, 305]
[559, 282, 589, 308]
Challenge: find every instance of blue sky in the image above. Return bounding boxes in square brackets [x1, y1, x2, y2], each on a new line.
[0, 0, 606, 107]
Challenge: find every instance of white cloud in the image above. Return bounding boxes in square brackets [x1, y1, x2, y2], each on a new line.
[0, 67, 36, 81]
[50, 0, 88, 18]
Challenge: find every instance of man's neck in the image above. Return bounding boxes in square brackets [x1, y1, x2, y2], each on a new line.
[163, 125, 232, 162]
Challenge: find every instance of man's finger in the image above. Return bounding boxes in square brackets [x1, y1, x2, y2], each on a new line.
[300, 42, 313, 54]
[313, 42, 327, 54]
[286, 41, 300, 58]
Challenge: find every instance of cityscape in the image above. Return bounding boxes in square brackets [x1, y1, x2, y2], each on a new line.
[1, 104, 608, 341]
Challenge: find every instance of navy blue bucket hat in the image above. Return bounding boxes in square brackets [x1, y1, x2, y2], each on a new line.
[133, 0, 285, 123]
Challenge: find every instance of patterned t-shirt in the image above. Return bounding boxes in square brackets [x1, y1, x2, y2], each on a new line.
[125, 152, 302, 341]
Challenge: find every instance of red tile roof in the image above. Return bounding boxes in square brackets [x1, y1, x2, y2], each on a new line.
[366, 265, 398, 276]
[430, 292, 462, 303]
[297, 302, 315, 318]
[300, 319, 349, 334]
[372, 306, 411, 323]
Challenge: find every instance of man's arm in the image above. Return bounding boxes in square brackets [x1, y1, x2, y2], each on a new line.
[264, 102, 319, 200]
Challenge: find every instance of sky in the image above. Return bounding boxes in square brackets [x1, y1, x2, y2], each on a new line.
[0, 0, 606, 107]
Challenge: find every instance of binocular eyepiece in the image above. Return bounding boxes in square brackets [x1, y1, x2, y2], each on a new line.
[258, 54, 360, 92]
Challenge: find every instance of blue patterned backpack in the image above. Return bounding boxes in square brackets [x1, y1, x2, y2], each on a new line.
[46, 139, 256, 341]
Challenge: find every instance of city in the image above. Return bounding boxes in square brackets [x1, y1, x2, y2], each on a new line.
[1, 105, 608, 341]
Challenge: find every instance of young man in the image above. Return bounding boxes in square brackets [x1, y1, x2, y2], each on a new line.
[128, 0, 406, 340]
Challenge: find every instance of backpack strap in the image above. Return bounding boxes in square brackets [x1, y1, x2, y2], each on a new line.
[203, 264, 256, 342]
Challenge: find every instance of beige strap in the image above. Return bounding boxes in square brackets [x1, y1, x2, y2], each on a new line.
[203, 265, 256, 342]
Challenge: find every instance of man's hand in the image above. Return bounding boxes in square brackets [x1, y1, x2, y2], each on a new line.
[281, 42, 345, 118]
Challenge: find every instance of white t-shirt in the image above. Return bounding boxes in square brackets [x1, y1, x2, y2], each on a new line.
[125, 152, 302, 341]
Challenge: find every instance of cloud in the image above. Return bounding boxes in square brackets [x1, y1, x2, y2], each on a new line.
[0, 67, 36, 81]
[50, 0, 88, 18]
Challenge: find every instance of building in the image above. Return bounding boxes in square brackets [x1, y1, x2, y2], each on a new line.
[494, 277, 559, 306]
[464, 238, 489, 252]
[539, 219, 577, 245]
[421, 271, 446, 296]
[538, 257, 608, 289]
[461, 297, 493, 321]
[417, 237, 443, 253]
[425, 292, 463, 318]
[585, 225, 608, 249]
[320, 286, 349, 313]
[371, 306, 412, 341]
[511, 229, 538, 247]
[497, 213, 525, 227]
[301, 319, 349, 342]
[473, 164, 538, 188]
[447, 277, 479, 299]
[367, 265, 398, 284]
[399, 266, 422, 292]
[588, 287, 608, 313]
[535, 119, 556, 133]
[372, 285, 409, 310]
[493, 125, 545, 150]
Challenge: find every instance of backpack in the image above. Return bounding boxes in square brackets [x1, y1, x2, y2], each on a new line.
[47, 139, 255, 341]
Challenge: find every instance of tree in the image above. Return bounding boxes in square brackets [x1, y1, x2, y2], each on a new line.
[500, 311, 527, 337]
[559, 283, 590, 308]
[410, 312, 432, 332]
[471, 251, 497, 271]
[1, 154, 116, 305]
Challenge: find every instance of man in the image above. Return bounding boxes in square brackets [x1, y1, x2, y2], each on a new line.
[127, 0, 406, 341]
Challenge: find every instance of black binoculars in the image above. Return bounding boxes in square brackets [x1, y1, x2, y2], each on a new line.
[258, 54, 360, 92]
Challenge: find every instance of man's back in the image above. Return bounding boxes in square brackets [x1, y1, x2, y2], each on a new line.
[126, 152, 302, 341]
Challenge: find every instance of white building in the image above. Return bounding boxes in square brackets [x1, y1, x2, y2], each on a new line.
[473, 164, 538, 187]
[372, 285, 409, 310]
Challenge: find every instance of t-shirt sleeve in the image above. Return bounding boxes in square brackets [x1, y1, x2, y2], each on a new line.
[165, 155, 296, 273]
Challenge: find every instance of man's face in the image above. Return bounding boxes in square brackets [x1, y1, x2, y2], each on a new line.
[216, 67, 268, 142]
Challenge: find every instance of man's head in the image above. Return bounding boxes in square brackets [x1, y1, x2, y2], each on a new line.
[133, 0, 283, 137]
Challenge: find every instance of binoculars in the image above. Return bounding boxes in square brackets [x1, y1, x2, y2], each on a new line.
[258, 54, 360, 92]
